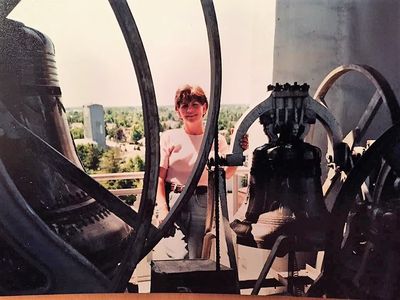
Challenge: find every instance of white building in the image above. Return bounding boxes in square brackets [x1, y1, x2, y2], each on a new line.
[83, 104, 106, 149]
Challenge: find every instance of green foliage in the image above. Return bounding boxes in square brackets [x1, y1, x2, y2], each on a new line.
[122, 155, 145, 172]
[67, 104, 248, 206]
[116, 156, 145, 202]
[99, 148, 121, 174]
[70, 127, 84, 139]
[217, 105, 248, 144]
[106, 126, 126, 142]
[76, 143, 103, 172]
[115, 128, 126, 142]
[67, 105, 248, 144]
[66, 110, 83, 123]
[131, 123, 144, 144]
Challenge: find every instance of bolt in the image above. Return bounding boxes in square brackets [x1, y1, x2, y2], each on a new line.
[301, 83, 310, 92]
[283, 83, 291, 90]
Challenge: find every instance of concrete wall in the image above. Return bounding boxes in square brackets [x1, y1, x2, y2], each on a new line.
[272, 0, 400, 150]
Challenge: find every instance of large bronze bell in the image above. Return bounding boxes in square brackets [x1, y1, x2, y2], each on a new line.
[231, 83, 329, 251]
[0, 19, 130, 293]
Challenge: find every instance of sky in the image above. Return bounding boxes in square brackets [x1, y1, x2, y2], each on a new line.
[9, 0, 276, 108]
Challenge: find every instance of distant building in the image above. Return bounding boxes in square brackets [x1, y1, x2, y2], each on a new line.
[74, 138, 98, 147]
[83, 104, 106, 149]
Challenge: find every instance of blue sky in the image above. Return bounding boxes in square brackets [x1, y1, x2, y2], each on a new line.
[10, 0, 275, 108]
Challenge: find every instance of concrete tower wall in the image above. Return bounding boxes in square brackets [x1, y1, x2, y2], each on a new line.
[272, 0, 400, 149]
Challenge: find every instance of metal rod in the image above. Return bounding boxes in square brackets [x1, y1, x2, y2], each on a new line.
[108, 0, 160, 291]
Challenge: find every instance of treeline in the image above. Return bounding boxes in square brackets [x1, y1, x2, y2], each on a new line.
[67, 104, 248, 204]
[76, 143, 145, 205]
[67, 104, 248, 144]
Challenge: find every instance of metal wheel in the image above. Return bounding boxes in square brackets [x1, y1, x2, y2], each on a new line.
[306, 65, 400, 297]
[311, 64, 400, 209]
[140, 0, 223, 257]
[0, 0, 222, 293]
[319, 122, 400, 298]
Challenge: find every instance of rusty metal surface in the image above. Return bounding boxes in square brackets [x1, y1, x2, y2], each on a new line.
[0, 106, 108, 293]
[0, 0, 20, 18]
[0, 15, 138, 293]
[0, 154, 109, 293]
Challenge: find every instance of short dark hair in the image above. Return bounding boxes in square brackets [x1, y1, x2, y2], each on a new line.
[174, 84, 208, 110]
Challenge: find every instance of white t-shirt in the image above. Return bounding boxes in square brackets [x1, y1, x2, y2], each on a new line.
[160, 128, 229, 186]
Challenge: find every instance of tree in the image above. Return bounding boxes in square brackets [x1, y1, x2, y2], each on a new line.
[70, 127, 84, 139]
[131, 123, 144, 144]
[117, 155, 145, 206]
[120, 155, 144, 174]
[99, 148, 121, 173]
[67, 110, 83, 123]
[132, 155, 145, 172]
[76, 143, 103, 172]
[115, 128, 126, 142]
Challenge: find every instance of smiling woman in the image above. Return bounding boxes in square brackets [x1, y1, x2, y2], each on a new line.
[175, 84, 208, 133]
[155, 84, 248, 259]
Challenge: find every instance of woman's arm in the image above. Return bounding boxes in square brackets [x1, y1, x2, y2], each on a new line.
[156, 167, 169, 226]
[224, 133, 249, 179]
[225, 166, 237, 179]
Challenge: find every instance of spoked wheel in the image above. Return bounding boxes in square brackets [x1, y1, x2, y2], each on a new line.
[0, 0, 160, 291]
[313, 122, 400, 299]
[310, 64, 400, 209]
[306, 65, 400, 297]
[0, 0, 222, 294]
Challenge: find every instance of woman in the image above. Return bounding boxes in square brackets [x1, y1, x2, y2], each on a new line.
[156, 84, 248, 259]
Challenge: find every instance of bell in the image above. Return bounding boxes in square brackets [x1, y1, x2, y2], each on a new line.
[231, 85, 329, 251]
[0, 19, 130, 293]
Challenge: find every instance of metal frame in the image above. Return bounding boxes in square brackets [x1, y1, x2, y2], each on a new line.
[0, 0, 223, 293]
[309, 122, 400, 297]
[0, 108, 110, 293]
[108, 0, 159, 290]
[312, 64, 400, 209]
[314, 64, 400, 147]
[227, 93, 343, 166]
[141, 0, 222, 258]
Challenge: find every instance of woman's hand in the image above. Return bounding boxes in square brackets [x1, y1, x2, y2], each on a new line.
[240, 133, 249, 151]
[156, 167, 169, 227]
[156, 206, 169, 226]
[230, 127, 249, 151]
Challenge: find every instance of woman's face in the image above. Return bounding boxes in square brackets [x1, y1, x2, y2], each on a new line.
[177, 100, 208, 125]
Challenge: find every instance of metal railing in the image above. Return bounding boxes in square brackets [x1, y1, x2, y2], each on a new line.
[91, 171, 144, 197]
[91, 168, 249, 213]
[231, 166, 249, 215]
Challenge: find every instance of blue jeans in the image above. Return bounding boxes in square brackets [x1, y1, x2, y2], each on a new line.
[163, 191, 208, 259]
